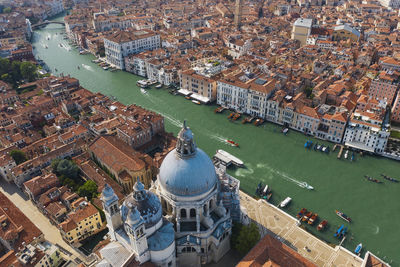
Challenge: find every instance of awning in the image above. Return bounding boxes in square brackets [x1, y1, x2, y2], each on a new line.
[177, 88, 192, 96]
[345, 142, 375, 153]
[190, 93, 210, 104]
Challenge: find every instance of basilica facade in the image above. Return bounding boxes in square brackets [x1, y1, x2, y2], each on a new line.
[98, 122, 240, 267]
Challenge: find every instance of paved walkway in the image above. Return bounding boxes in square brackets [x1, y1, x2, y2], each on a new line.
[0, 180, 85, 263]
[240, 191, 363, 267]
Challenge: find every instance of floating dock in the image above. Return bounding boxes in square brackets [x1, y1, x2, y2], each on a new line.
[213, 149, 244, 167]
[337, 145, 344, 159]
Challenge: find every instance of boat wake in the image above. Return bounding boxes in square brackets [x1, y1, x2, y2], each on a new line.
[207, 133, 237, 147]
[373, 225, 380, 235]
[235, 164, 254, 177]
[81, 64, 93, 71]
[258, 163, 314, 190]
[155, 111, 182, 128]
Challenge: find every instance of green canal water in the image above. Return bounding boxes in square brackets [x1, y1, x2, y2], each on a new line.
[32, 21, 400, 265]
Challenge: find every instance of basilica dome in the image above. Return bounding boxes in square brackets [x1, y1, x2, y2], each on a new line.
[159, 122, 217, 197]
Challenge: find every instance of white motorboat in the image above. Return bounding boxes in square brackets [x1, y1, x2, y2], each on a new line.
[279, 197, 292, 208]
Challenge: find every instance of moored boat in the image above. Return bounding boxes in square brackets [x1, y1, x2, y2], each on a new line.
[214, 107, 225, 113]
[297, 208, 307, 218]
[137, 80, 149, 88]
[227, 113, 234, 119]
[155, 84, 163, 89]
[308, 213, 318, 225]
[232, 113, 241, 121]
[253, 118, 264, 126]
[317, 220, 328, 231]
[381, 174, 399, 183]
[279, 197, 291, 208]
[334, 225, 344, 238]
[364, 175, 383, 184]
[302, 211, 312, 222]
[355, 243, 362, 254]
[344, 150, 349, 159]
[282, 128, 289, 135]
[335, 210, 351, 223]
[192, 100, 201, 105]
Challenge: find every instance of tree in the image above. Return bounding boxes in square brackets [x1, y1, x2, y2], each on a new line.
[11, 61, 22, 82]
[56, 159, 80, 180]
[305, 87, 313, 98]
[232, 223, 260, 255]
[78, 180, 98, 200]
[0, 58, 10, 76]
[20, 62, 37, 82]
[10, 150, 27, 165]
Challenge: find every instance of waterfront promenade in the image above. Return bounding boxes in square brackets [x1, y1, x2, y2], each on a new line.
[239, 191, 364, 267]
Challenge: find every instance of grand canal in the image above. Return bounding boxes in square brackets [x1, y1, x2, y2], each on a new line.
[32, 20, 400, 265]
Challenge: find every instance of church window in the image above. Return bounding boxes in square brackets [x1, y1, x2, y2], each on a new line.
[180, 209, 187, 218]
[190, 208, 196, 218]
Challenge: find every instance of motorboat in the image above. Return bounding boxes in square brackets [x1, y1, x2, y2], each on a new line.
[279, 197, 292, 208]
[192, 100, 201, 105]
[226, 140, 239, 147]
[354, 243, 362, 254]
[317, 220, 328, 231]
[335, 210, 351, 223]
[155, 84, 163, 89]
[344, 150, 349, 159]
[297, 208, 307, 218]
[308, 213, 318, 225]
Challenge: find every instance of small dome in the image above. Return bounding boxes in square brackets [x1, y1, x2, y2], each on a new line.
[126, 205, 141, 227]
[102, 184, 118, 206]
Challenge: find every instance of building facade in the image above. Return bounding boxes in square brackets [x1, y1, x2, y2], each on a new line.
[104, 30, 160, 69]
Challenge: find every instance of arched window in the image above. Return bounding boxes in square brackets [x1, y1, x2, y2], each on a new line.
[190, 208, 196, 218]
[209, 199, 213, 209]
[203, 204, 207, 214]
[181, 209, 187, 218]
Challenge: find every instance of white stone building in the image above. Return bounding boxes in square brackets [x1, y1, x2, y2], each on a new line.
[104, 30, 160, 70]
[343, 110, 390, 154]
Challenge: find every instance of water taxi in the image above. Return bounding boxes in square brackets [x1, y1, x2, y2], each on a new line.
[242, 116, 254, 124]
[335, 210, 351, 223]
[279, 197, 292, 208]
[232, 113, 241, 121]
[226, 140, 239, 147]
[317, 220, 328, 231]
[155, 84, 163, 89]
[253, 118, 264, 126]
[214, 107, 225, 113]
[302, 211, 312, 222]
[308, 213, 318, 225]
[297, 208, 307, 218]
[192, 100, 201, 105]
[137, 80, 149, 88]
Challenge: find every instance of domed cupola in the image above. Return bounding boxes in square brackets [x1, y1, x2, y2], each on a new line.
[126, 203, 141, 227]
[121, 180, 162, 229]
[158, 121, 217, 198]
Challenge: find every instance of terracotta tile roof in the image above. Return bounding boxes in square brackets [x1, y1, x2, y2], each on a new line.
[23, 174, 60, 199]
[236, 234, 317, 267]
[88, 136, 147, 174]
[0, 191, 43, 249]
